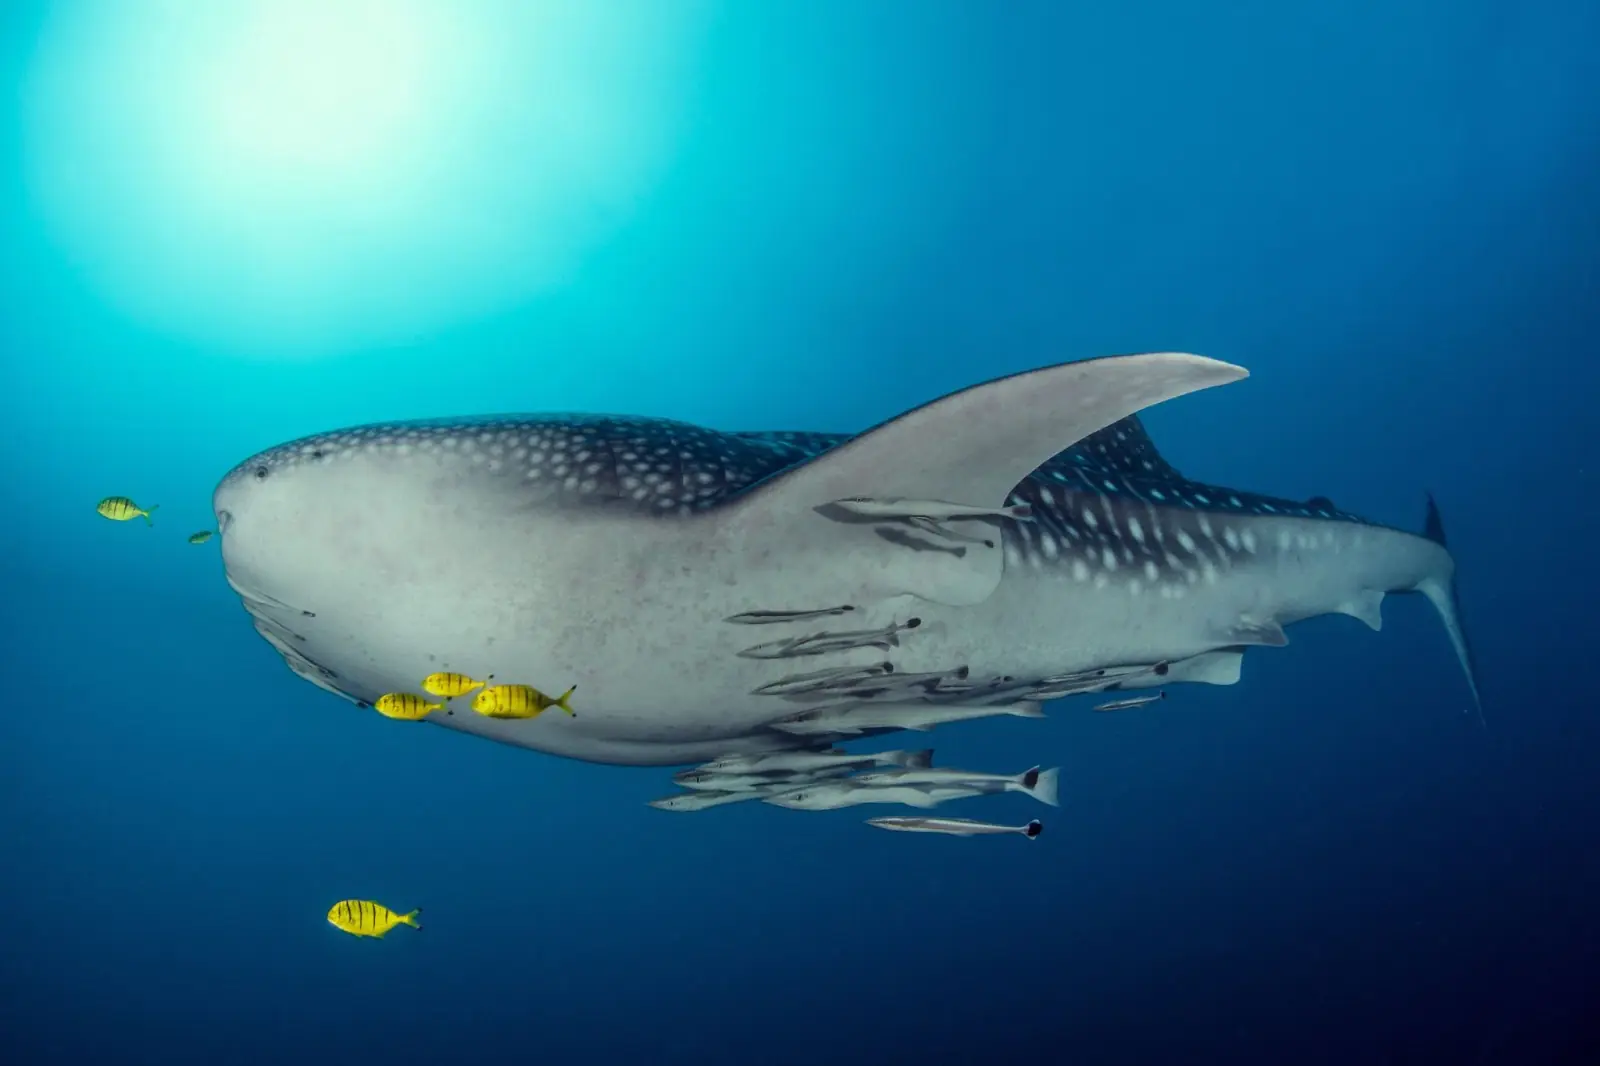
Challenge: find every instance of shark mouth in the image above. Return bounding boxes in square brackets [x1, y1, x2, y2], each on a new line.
[225, 571, 362, 706]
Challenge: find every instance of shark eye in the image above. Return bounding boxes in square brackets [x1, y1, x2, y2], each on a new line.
[254, 466, 269, 480]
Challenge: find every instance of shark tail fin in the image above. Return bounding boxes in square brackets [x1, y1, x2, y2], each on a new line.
[1415, 493, 1485, 728]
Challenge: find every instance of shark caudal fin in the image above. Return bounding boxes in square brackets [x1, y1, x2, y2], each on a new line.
[1413, 493, 1484, 727]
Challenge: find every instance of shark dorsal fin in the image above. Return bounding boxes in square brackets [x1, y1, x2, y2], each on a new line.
[732, 352, 1247, 517]
[1045, 414, 1184, 482]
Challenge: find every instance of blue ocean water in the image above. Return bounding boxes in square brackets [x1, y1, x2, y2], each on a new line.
[3, 1, 1598, 1063]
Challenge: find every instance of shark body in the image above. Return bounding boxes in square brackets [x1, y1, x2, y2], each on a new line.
[212, 352, 1478, 766]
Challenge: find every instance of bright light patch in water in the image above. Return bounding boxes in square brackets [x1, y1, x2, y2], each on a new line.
[23, 1, 707, 359]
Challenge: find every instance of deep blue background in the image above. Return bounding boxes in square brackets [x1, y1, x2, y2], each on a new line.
[4, 2, 1598, 1063]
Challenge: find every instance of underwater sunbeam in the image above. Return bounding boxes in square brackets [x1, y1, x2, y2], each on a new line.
[22, 0, 708, 360]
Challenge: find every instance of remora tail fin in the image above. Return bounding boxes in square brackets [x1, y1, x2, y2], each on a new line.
[1023, 767, 1060, 808]
[893, 748, 935, 770]
[1414, 493, 1484, 724]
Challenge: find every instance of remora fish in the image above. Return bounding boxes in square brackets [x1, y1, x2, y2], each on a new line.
[696, 748, 934, 775]
[672, 766, 856, 791]
[865, 816, 1044, 839]
[1093, 692, 1166, 712]
[213, 351, 1480, 767]
[763, 783, 985, 811]
[648, 790, 768, 812]
[851, 765, 1061, 807]
[771, 701, 1045, 736]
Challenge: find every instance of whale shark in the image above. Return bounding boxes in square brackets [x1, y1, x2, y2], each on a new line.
[212, 351, 1479, 766]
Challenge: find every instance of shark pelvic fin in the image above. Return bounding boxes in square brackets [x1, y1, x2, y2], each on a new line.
[1337, 589, 1386, 631]
[1111, 648, 1244, 689]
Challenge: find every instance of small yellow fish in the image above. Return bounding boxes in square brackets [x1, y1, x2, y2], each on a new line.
[326, 899, 421, 939]
[373, 692, 444, 720]
[470, 683, 577, 720]
[187, 530, 214, 545]
[96, 496, 158, 525]
[420, 671, 490, 698]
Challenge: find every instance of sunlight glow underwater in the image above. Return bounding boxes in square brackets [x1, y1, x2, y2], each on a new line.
[22, 0, 707, 359]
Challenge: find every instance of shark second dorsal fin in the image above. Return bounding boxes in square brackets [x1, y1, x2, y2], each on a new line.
[735, 352, 1247, 518]
[1058, 414, 1185, 482]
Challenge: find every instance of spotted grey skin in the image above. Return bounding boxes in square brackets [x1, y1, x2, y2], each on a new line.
[213, 352, 1479, 767]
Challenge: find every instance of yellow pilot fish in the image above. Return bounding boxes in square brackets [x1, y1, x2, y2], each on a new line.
[420, 671, 490, 699]
[470, 682, 577, 720]
[373, 692, 445, 720]
[96, 496, 158, 525]
[187, 530, 214, 545]
[327, 899, 421, 939]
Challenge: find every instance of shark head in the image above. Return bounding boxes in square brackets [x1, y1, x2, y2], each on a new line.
[212, 414, 778, 617]
[213, 433, 355, 621]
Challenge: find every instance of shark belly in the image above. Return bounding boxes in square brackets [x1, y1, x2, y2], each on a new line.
[228, 500, 859, 764]
[228, 482, 1011, 764]
[240, 501, 1449, 763]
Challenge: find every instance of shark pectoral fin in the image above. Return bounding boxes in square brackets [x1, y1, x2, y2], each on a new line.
[725, 354, 1244, 608]
[746, 509, 1008, 608]
[732, 352, 1248, 517]
[1229, 617, 1289, 647]
[1337, 589, 1386, 632]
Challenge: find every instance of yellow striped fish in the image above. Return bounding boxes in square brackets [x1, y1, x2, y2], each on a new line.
[373, 692, 444, 720]
[326, 899, 421, 939]
[470, 682, 577, 720]
[187, 530, 214, 545]
[96, 496, 158, 525]
[420, 671, 489, 698]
